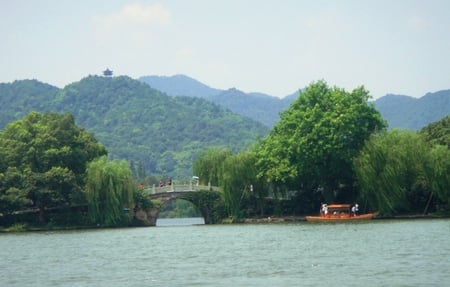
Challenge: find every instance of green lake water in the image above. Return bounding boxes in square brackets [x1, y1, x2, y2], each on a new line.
[1, 219, 449, 286]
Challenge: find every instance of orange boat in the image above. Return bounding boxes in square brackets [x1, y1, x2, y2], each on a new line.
[305, 204, 378, 222]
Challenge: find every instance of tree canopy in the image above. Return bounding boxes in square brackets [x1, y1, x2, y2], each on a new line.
[420, 115, 450, 148]
[85, 156, 134, 226]
[256, 81, 386, 207]
[193, 147, 233, 186]
[0, 112, 107, 222]
[354, 129, 450, 214]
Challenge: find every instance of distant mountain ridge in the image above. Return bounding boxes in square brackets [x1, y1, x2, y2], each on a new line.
[139, 74, 449, 130]
[139, 74, 222, 99]
[139, 74, 298, 127]
[373, 90, 450, 130]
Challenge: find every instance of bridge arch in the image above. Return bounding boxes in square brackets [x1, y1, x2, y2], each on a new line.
[154, 197, 206, 225]
[136, 186, 224, 226]
[134, 183, 225, 226]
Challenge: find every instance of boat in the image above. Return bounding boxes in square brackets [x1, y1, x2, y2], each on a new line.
[305, 203, 378, 222]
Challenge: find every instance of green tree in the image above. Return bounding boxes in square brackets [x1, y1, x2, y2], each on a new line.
[256, 81, 386, 210]
[0, 112, 107, 222]
[193, 147, 232, 186]
[420, 115, 449, 148]
[85, 156, 134, 226]
[0, 168, 28, 215]
[220, 151, 259, 220]
[420, 115, 450, 212]
[425, 145, 450, 210]
[133, 188, 153, 211]
[354, 130, 431, 214]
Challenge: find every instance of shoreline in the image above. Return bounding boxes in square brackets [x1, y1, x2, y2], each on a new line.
[241, 213, 450, 224]
[2, 213, 449, 232]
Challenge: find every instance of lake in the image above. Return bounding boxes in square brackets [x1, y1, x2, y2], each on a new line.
[1, 219, 449, 286]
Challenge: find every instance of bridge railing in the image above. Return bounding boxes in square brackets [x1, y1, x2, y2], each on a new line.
[145, 183, 220, 194]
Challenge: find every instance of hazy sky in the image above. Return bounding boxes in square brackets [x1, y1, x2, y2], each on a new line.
[1, 0, 449, 99]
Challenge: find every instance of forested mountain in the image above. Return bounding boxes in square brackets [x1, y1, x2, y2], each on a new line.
[139, 74, 449, 130]
[0, 76, 269, 178]
[139, 74, 297, 127]
[0, 79, 59, 127]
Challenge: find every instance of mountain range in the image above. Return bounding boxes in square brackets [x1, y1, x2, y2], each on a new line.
[139, 74, 449, 130]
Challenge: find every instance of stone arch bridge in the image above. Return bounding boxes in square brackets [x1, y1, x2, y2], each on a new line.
[136, 184, 220, 226]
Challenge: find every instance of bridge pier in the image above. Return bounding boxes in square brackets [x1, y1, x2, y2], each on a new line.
[134, 207, 159, 226]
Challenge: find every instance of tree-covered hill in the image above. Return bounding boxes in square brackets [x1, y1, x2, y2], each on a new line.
[0, 76, 269, 178]
[0, 79, 59, 127]
[139, 74, 298, 127]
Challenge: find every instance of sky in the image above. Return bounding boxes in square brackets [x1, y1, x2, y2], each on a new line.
[1, 0, 449, 99]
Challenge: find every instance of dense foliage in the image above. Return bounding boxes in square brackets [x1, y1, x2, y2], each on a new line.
[0, 76, 268, 178]
[256, 81, 386, 210]
[0, 112, 107, 222]
[85, 156, 134, 226]
[193, 147, 233, 186]
[0, 79, 59, 128]
[354, 129, 450, 214]
[420, 115, 450, 147]
[193, 148, 269, 220]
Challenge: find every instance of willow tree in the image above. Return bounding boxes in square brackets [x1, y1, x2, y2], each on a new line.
[220, 151, 260, 220]
[193, 147, 232, 186]
[425, 145, 450, 210]
[354, 130, 431, 214]
[420, 115, 450, 212]
[85, 157, 134, 226]
[420, 115, 450, 147]
[256, 81, 386, 209]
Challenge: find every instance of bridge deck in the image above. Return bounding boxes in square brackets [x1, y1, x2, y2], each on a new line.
[144, 184, 219, 194]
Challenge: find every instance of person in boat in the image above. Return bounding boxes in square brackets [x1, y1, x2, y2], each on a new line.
[321, 204, 328, 216]
[351, 203, 359, 216]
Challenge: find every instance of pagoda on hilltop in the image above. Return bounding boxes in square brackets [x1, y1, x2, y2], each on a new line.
[103, 68, 113, 77]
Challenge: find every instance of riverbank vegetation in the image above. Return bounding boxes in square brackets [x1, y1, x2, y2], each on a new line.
[193, 81, 450, 221]
[1, 81, 449, 230]
[0, 112, 152, 230]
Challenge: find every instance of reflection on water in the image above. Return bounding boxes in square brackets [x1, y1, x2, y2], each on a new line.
[156, 217, 205, 226]
[1, 219, 449, 286]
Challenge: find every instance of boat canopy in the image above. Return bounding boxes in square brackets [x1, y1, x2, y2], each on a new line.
[326, 204, 351, 210]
